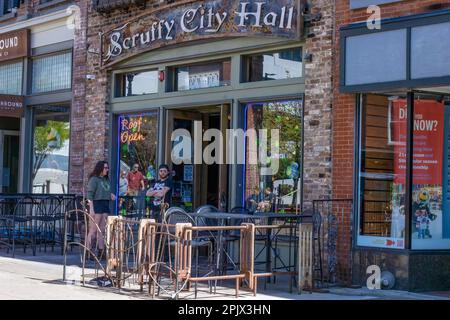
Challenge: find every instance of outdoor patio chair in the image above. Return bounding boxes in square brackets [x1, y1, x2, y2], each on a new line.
[0, 198, 17, 253]
[34, 196, 64, 253]
[164, 207, 214, 298]
[11, 196, 39, 257]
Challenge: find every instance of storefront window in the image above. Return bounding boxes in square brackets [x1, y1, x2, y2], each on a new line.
[117, 113, 159, 216]
[0, 61, 23, 95]
[115, 70, 158, 97]
[32, 105, 70, 194]
[170, 60, 231, 92]
[244, 100, 303, 212]
[242, 48, 302, 82]
[411, 94, 450, 249]
[357, 94, 406, 249]
[32, 51, 72, 93]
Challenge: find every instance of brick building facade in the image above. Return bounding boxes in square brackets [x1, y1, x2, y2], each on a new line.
[2, 0, 450, 292]
[335, 0, 450, 290]
[80, 0, 335, 210]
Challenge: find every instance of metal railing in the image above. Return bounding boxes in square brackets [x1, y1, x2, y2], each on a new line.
[312, 199, 354, 289]
[0, 194, 82, 257]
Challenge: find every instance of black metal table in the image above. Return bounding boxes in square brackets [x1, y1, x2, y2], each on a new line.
[190, 211, 302, 277]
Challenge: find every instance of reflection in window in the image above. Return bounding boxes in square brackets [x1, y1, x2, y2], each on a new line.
[116, 70, 158, 97]
[32, 105, 70, 194]
[358, 94, 406, 249]
[245, 100, 303, 213]
[1, 0, 20, 16]
[32, 52, 72, 93]
[0, 61, 23, 95]
[117, 113, 159, 216]
[243, 48, 302, 82]
[171, 60, 231, 91]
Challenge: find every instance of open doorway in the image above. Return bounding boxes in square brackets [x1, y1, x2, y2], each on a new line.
[165, 105, 230, 212]
[0, 117, 20, 194]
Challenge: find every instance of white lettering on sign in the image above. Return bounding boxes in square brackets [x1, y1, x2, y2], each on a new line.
[103, 1, 297, 64]
[0, 37, 18, 50]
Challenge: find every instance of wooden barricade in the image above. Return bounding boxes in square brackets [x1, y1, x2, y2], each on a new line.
[136, 219, 156, 290]
[298, 223, 313, 293]
[240, 223, 255, 289]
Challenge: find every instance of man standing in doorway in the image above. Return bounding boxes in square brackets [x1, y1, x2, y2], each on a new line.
[127, 163, 145, 196]
[146, 164, 173, 222]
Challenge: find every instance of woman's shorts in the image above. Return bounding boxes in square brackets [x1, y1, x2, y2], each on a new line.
[93, 200, 111, 214]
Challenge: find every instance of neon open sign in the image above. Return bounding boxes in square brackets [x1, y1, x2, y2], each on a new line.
[121, 117, 145, 143]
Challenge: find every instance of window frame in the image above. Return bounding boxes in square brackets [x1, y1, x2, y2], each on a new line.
[355, 92, 450, 252]
[242, 98, 305, 212]
[0, 0, 19, 16]
[241, 47, 303, 84]
[0, 59, 24, 96]
[349, 0, 404, 10]
[114, 69, 159, 98]
[30, 50, 73, 95]
[340, 10, 450, 93]
[168, 59, 232, 93]
[113, 111, 160, 213]
[29, 104, 71, 194]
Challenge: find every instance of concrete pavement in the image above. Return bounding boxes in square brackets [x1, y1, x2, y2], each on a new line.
[0, 252, 447, 300]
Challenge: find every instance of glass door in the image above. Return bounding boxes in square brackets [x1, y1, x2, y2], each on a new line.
[166, 110, 202, 212]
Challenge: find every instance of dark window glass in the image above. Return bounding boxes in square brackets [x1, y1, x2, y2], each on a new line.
[116, 70, 158, 97]
[357, 94, 406, 249]
[243, 48, 302, 83]
[1, 0, 20, 15]
[32, 105, 70, 194]
[171, 60, 231, 92]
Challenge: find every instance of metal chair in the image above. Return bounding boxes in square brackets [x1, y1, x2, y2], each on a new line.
[34, 196, 63, 253]
[164, 207, 214, 298]
[11, 196, 39, 257]
[0, 198, 17, 253]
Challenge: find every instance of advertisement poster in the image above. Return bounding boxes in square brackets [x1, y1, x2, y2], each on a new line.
[391, 99, 444, 185]
[391, 100, 447, 248]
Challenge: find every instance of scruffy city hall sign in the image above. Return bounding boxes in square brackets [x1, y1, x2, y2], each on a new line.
[102, 0, 302, 67]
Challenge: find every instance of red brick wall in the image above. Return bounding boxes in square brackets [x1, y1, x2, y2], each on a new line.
[82, 0, 163, 192]
[333, 0, 450, 201]
[332, 0, 450, 284]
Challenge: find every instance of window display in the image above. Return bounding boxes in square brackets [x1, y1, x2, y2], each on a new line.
[32, 105, 70, 194]
[117, 113, 159, 216]
[244, 100, 303, 212]
[357, 94, 406, 249]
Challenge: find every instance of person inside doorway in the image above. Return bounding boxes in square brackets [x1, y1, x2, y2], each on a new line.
[127, 163, 145, 196]
[146, 164, 173, 222]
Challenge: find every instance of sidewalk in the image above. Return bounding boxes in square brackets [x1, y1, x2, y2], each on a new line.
[0, 252, 448, 300]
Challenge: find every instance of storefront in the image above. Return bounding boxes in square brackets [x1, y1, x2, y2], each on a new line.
[0, 28, 28, 194]
[0, 8, 74, 194]
[98, 0, 307, 212]
[339, 9, 450, 290]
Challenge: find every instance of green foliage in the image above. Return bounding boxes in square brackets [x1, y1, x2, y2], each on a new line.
[33, 120, 70, 180]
